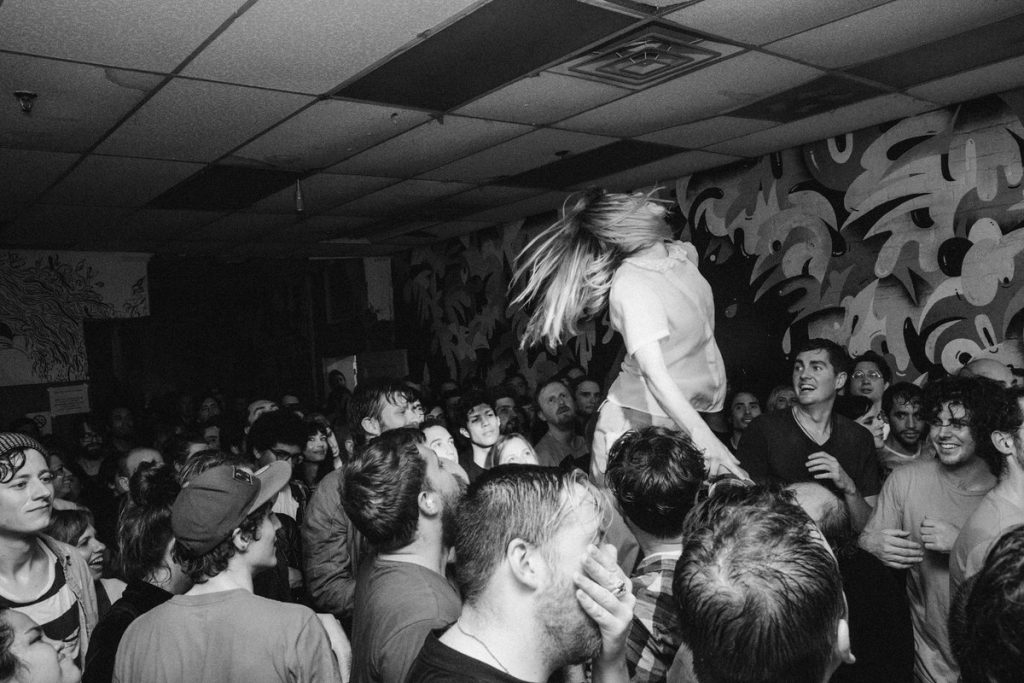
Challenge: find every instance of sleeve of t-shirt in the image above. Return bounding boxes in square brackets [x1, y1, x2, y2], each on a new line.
[864, 468, 907, 534]
[850, 428, 882, 497]
[380, 620, 438, 683]
[736, 415, 771, 483]
[608, 271, 669, 356]
[295, 613, 343, 682]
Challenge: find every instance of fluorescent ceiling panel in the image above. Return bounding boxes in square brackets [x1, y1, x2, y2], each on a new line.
[97, 79, 312, 163]
[455, 72, 629, 125]
[707, 93, 936, 157]
[906, 55, 1024, 105]
[334, 0, 637, 109]
[420, 128, 616, 183]
[328, 116, 532, 177]
[0, 55, 160, 153]
[556, 52, 823, 137]
[40, 156, 202, 207]
[639, 116, 776, 147]
[0, 0, 247, 71]
[766, 0, 1024, 69]
[234, 100, 432, 172]
[183, 0, 480, 93]
[663, 0, 890, 46]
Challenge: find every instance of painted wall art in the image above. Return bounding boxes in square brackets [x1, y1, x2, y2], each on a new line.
[399, 88, 1024, 390]
[0, 250, 150, 386]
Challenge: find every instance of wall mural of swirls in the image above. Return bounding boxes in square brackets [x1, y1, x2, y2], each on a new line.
[400, 89, 1024, 389]
[0, 251, 150, 386]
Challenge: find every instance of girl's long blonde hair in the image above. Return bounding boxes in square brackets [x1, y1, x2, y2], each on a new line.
[509, 187, 671, 349]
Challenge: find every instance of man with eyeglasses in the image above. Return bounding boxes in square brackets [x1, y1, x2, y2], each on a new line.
[849, 352, 891, 414]
[860, 376, 1000, 683]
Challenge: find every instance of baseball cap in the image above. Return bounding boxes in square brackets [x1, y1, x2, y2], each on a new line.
[172, 461, 290, 557]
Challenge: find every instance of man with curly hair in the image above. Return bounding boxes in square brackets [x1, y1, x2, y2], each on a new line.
[113, 460, 344, 682]
[860, 376, 1000, 683]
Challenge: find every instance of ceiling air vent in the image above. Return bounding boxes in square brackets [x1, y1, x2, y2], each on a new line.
[551, 23, 733, 90]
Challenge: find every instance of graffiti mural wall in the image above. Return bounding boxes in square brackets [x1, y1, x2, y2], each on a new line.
[0, 250, 150, 386]
[397, 89, 1024, 389]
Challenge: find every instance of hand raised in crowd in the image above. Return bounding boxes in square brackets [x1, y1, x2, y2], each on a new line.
[806, 451, 856, 494]
[574, 543, 636, 682]
[859, 528, 925, 568]
[920, 516, 959, 553]
[704, 438, 749, 481]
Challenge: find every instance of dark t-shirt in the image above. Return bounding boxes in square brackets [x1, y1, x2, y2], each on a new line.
[351, 559, 461, 683]
[407, 630, 529, 683]
[736, 409, 881, 497]
[83, 580, 172, 683]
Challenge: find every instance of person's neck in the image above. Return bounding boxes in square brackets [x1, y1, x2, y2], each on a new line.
[187, 561, 253, 596]
[77, 457, 103, 476]
[471, 443, 490, 468]
[634, 241, 668, 258]
[0, 534, 44, 579]
[998, 455, 1024, 492]
[795, 401, 833, 424]
[377, 530, 448, 576]
[631, 525, 683, 559]
[451, 602, 552, 682]
[941, 456, 996, 491]
[546, 423, 575, 444]
[883, 435, 919, 457]
[729, 431, 742, 450]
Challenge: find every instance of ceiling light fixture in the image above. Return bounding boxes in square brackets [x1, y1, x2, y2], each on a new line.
[13, 90, 38, 115]
[294, 179, 305, 213]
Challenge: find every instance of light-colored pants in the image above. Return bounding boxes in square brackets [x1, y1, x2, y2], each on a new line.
[590, 401, 677, 486]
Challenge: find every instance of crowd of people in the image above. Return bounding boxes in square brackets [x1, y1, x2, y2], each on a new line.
[2, 188, 1023, 683]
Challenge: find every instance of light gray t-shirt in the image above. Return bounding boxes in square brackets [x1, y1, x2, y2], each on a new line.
[113, 588, 340, 682]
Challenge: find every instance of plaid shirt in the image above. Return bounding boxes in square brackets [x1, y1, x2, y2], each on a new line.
[626, 550, 683, 683]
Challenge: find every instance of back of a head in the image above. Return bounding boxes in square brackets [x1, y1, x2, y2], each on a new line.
[674, 485, 844, 683]
[247, 408, 306, 455]
[348, 378, 409, 442]
[954, 524, 1024, 683]
[340, 428, 426, 552]
[119, 464, 181, 583]
[454, 465, 592, 605]
[832, 394, 873, 422]
[606, 426, 706, 538]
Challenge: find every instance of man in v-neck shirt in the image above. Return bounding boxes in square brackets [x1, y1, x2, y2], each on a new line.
[737, 339, 881, 531]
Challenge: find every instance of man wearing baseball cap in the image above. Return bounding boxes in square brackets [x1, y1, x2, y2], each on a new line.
[113, 460, 344, 682]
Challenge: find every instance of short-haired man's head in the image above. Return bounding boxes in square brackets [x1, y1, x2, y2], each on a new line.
[786, 482, 851, 547]
[606, 427, 706, 539]
[974, 386, 1024, 477]
[247, 409, 306, 456]
[953, 524, 1024, 683]
[881, 382, 922, 415]
[455, 391, 496, 431]
[922, 376, 1006, 476]
[340, 428, 427, 552]
[794, 339, 850, 377]
[674, 485, 846, 683]
[454, 466, 601, 606]
[535, 378, 575, 428]
[349, 379, 411, 441]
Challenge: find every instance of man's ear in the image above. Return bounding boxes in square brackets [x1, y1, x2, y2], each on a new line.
[459, 426, 470, 440]
[361, 416, 381, 438]
[506, 538, 543, 591]
[418, 490, 439, 517]
[834, 371, 848, 392]
[836, 618, 855, 666]
[991, 430, 1016, 456]
[231, 528, 249, 552]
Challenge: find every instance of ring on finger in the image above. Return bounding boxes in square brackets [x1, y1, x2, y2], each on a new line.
[610, 579, 628, 598]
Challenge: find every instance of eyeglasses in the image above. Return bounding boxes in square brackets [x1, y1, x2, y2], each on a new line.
[852, 371, 883, 380]
[270, 448, 303, 462]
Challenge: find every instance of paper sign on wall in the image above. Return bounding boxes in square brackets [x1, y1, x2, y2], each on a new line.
[48, 384, 90, 417]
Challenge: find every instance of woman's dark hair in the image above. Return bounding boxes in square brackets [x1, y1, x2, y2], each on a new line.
[46, 508, 94, 546]
[0, 610, 20, 679]
[118, 464, 181, 583]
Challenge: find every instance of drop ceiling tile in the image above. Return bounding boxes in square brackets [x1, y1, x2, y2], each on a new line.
[727, 75, 889, 123]
[439, 185, 547, 211]
[96, 79, 312, 162]
[333, 179, 473, 216]
[0, 55, 160, 154]
[234, 100, 433, 172]
[556, 53, 824, 137]
[327, 117, 532, 177]
[246, 174, 399, 214]
[663, 0, 890, 46]
[183, 212, 296, 241]
[503, 140, 685, 189]
[359, 220, 438, 242]
[639, 116, 776, 147]
[0, 0, 247, 71]
[462, 191, 566, 223]
[765, 0, 1023, 69]
[182, 0, 480, 94]
[428, 220, 495, 240]
[0, 150, 80, 204]
[706, 93, 935, 157]
[906, 55, 1024, 105]
[289, 215, 377, 237]
[455, 72, 630, 125]
[0, 204, 27, 223]
[41, 156, 202, 207]
[419, 128, 616, 183]
[0, 205, 131, 246]
[575, 150, 743, 192]
[117, 209, 226, 240]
